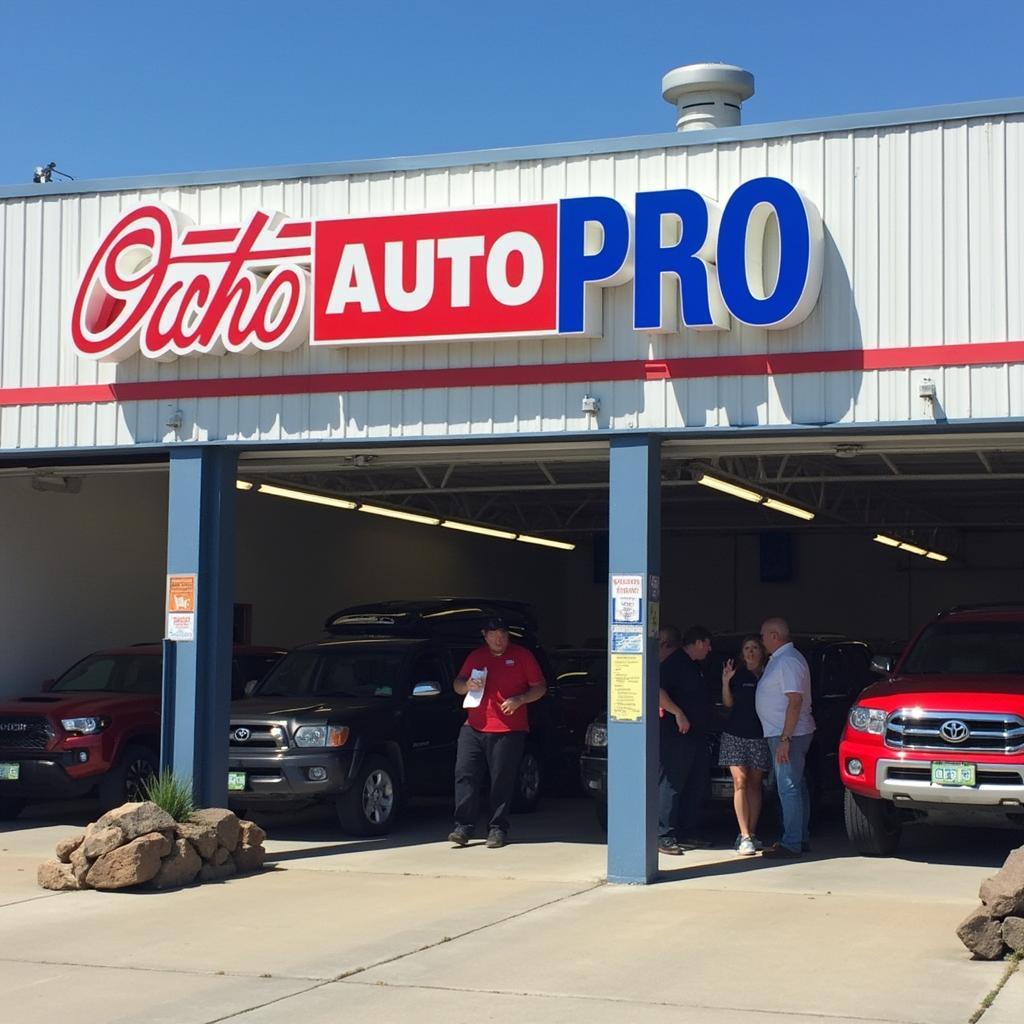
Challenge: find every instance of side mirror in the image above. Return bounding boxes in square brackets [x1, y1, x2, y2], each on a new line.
[412, 681, 442, 698]
[243, 679, 260, 697]
[41, 678, 56, 692]
[869, 655, 894, 675]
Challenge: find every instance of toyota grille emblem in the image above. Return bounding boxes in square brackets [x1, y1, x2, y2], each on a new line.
[939, 719, 971, 744]
[233, 727, 251, 742]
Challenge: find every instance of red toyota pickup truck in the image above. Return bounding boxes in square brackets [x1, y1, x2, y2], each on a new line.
[0, 644, 284, 820]
[839, 605, 1024, 855]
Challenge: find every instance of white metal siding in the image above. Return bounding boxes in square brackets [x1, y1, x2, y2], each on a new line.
[1, 114, 1023, 450]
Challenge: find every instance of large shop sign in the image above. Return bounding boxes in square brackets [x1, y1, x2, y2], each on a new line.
[72, 178, 823, 362]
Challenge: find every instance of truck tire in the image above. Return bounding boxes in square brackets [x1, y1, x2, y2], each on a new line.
[336, 755, 402, 836]
[98, 744, 159, 811]
[511, 743, 542, 814]
[0, 798, 26, 821]
[844, 789, 901, 856]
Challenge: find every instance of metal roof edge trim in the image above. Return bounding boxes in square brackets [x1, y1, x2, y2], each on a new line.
[2, 417, 1023, 464]
[2, 96, 1023, 201]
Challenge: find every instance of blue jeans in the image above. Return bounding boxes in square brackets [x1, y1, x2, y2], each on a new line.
[766, 733, 813, 852]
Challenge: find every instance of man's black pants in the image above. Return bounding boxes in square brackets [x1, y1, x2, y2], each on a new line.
[658, 727, 709, 842]
[453, 725, 526, 834]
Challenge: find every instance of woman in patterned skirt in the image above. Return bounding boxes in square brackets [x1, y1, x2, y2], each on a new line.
[720, 635, 771, 856]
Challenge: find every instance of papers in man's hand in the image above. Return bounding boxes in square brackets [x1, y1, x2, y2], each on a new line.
[463, 668, 487, 708]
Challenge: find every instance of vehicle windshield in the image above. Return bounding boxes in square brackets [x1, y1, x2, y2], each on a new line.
[52, 654, 162, 694]
[901, 621, 1024, 676]
[256, 650, 402, 699]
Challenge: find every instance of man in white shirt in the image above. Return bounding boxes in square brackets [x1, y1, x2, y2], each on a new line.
[755, 617, 816, 859]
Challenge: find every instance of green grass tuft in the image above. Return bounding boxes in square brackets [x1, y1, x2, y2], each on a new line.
[142, 770, 196, 821]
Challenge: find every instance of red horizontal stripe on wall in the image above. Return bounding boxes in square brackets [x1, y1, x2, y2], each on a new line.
[2, 340, 1023, 408]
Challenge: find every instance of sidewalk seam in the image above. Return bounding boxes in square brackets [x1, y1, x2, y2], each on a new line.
[197, 880, 604, 1024]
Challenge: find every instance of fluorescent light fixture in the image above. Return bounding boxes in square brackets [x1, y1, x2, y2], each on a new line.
[258, 483, 357, 510]
[235, 480, 254, 491]
[925, 551, 949, 562]
[517, 534, 576, 551]
[695, 473, 763, 504]
[762, 498, 815, 521]
[441, 520, 517, 540]
[358, 503, 440, 526]
[873, 534, 901, 548]
[897, 542, 928, 556]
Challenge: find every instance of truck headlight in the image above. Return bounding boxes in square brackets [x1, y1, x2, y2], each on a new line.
[585, 722, 608, 748]
[848, 706, 887, 734]
[61, 717, 105, 734]
[294, 725, 349, 748]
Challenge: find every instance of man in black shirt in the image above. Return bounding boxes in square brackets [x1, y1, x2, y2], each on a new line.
[657, 624, 713, 855]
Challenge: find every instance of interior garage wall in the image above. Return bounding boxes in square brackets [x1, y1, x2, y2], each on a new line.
[0, 473, 169, 694]
[563, 530, 1024, 650]
[233, 489, 579, 651]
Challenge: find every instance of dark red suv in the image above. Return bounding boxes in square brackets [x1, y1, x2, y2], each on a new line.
[0, 644, 285, 820]
[840, 605, 1024, 855]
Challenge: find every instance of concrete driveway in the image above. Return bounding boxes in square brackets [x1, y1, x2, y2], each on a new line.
[1, 798, 1020, 1024]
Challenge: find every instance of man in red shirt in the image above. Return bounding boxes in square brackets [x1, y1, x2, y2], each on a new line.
[449, 616, 547, 849]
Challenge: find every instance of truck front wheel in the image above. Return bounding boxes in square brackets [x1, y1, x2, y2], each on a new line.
[98, 745, 159, 811]
[336, 755, 402, 836]
[844, 789, 902, 856]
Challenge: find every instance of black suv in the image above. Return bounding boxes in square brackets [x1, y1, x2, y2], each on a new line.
[580, 634, 874, 827]
[226, 600, 559, 834]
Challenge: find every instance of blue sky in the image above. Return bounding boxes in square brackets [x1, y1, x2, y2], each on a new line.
[2, 0, 1022, 186]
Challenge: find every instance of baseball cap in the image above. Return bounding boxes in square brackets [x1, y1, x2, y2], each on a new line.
[482, 616, 508, 631]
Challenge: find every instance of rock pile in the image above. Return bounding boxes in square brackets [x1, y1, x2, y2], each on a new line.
[957, 846, 1024, 959]
[37, 802, 267, 892]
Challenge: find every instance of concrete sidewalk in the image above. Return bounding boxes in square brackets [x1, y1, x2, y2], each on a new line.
[1, 799, 1020, 1024]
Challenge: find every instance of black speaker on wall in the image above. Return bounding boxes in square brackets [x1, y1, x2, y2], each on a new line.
[759, 532, 793, 583]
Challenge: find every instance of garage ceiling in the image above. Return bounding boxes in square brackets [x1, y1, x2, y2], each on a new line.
[238, 431, 1024, 557]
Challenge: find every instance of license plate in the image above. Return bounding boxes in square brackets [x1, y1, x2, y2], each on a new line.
[227, 771, 246, 792]
[0, 763, 20, 781]
[931, 762, 976, 786]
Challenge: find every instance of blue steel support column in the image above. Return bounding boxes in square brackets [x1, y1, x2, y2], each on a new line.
[166, 447, 237, 808]
[607, 435, 661, 884]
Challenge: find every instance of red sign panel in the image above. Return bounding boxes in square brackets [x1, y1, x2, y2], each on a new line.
[311, 205, 558, 344]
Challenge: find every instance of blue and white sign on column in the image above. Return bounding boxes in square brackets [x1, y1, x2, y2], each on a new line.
[611, 574, 643, 625]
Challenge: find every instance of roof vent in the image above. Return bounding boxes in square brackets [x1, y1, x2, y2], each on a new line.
[661, 63, 755, 132]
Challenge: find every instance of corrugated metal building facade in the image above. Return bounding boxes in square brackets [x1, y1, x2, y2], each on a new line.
[2, 99, 1022, 451]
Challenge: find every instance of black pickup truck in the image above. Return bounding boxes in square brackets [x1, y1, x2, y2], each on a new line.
[225, 600, 561, 834]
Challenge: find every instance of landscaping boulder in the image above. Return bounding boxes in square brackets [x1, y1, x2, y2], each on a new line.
[55, 833, 84, 864]
[232, 842, 266, 873]
[199, 859, 237, 883]
[956, 904, 1007, 960]
[69, 843, 92, 886]
[979, 848, 1024, 918]
[85, 833, 166, 890]
[94, 802, 176, 843]
[1003, 916, 1024, 954]
[151, 839, 202, 891]
[175, 820, 218, 860]
[38, 860, 81, 891]
[190, 808, 240, 853]
[239, 820, 266, 847]
[82, 826, 124, 860]
[211, 846, 230, 866]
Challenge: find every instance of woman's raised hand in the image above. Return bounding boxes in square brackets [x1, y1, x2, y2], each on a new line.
[722, 658, 736, 685]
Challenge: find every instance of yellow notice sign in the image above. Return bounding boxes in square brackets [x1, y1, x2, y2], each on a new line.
[609, 653, 644, 722]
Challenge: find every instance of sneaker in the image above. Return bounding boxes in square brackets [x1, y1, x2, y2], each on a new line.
[448, 827, 472, 848]
[761, 843, 801, 859]
[751, 836, 765, 851]
[485, 829, 507, 849]
[733, 834, 742, 851]
[658, 840, 684, 856]
[736, 837, 757, 857]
